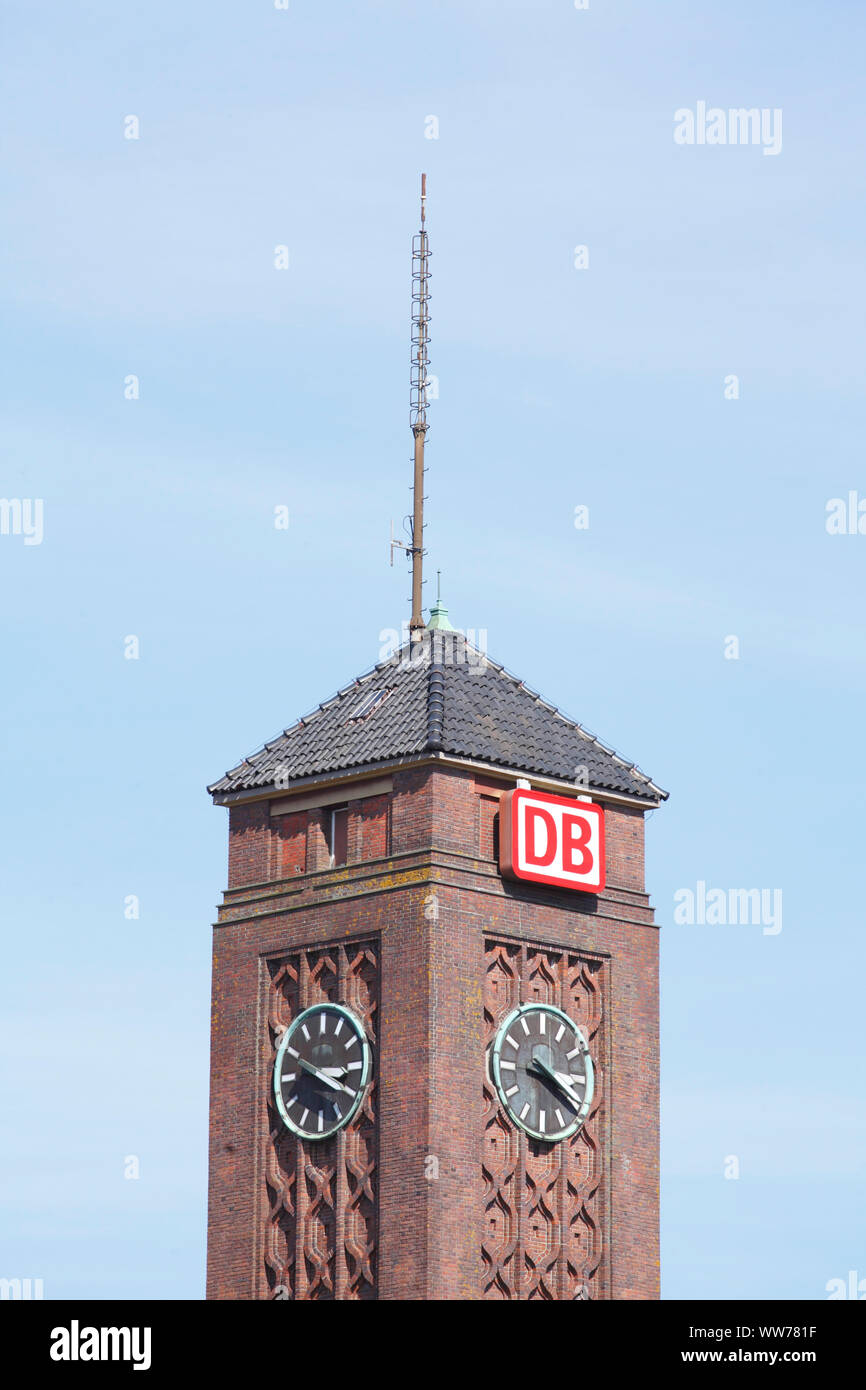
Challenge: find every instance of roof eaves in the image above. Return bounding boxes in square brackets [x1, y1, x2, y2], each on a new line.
[428, 752, 665, 807]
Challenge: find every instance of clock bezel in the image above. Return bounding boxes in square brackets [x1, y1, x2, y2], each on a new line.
[273, 1001, 371, 1142]
[490, 1002, 594, 1143]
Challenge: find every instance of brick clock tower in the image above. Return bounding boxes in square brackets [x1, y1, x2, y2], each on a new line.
[206, 623, 666, 1300]
[205, 182, 667, 1301]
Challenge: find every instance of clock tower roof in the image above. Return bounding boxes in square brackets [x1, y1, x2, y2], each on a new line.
[208, 630, 667, 806]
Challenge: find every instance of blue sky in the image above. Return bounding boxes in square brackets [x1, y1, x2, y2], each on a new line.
[2, 0, 864, 1299]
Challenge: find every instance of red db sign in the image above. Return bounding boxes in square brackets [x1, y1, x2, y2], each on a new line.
[499, 789, 605, 894]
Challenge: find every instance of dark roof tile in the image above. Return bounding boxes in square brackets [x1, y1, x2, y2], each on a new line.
[208, 632, 666, 803]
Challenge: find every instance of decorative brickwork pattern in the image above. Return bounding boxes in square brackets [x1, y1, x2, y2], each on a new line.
[262, 939, 379, 1300]
[482, 938, 605, 1300]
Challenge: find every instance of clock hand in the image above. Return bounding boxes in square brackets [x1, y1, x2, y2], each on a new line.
[298, 1057, 351, 1093]
[530, 1056, 583, 1108]
[555, 1069, 583, 1090]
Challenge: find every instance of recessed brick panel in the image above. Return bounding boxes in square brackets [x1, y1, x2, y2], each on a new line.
[482, 939, 608, 1299]
[261, 940, 379, 1300]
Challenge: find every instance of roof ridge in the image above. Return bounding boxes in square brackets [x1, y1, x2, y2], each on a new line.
[427, 662, 445, 749]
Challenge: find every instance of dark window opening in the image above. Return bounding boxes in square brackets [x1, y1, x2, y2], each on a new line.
[346, 687, 392, 723]
[328, 805, 348, 867]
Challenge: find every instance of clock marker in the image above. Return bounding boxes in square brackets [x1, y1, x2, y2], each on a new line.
[520, 1017, 530, 1036]
[566, 1044, 582, 1060]
[539, 1110, 546, 1133]
[299, 1109, 309, 1126]
[555, 1109, 565, 1128]
[301, 1024, 311, 1042]
[554, 1024, 565, 1043]
[519, 1102, 530, 1121]
[334, 1019, 343, 1037]
[540, 1013, 546, 1034]
[286, 1046, 299, 1058]
[500, 1060, 516, 1071]
[345, 1036, 358, 1050]
[319, 1014, 327, 1035]
[317, 1110, 324, 1132]
[346, 1061, 363, 1071]
[281, 1072, 297, 1083]
[505, 1085, 519, 1097]
[505, 1034, 519, 1049]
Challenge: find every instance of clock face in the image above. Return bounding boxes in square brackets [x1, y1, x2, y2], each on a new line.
[273, 1002, 371, 1141]
[490, 1003, 594, 1143]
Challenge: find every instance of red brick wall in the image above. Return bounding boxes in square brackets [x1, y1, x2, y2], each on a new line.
[354, 793, 389, 862]
[271, 811, 306, 878]
[305, 807, 330, 872]
[604, 803, 645, 890]
[390, 766, 435, 854]
[227, 803, 270, 886]
[478, 793, 499, 861]
[228, 791, 392, 888]
[209, 762, 660, 1300]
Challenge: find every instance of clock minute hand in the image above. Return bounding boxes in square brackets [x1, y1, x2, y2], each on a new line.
[298, 1057, 350, 1094]
[531, 1056, 582, 1108]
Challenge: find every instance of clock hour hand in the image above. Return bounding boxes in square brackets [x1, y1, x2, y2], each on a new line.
[298, 1057, 351, 1093]
[530, 1056, 583, 1109]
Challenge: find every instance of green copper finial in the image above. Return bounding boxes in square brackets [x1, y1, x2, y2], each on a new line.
[427, 572, 454, 630]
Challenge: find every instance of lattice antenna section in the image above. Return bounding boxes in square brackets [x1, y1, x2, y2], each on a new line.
[410, 172, 432, 432]
[391, 174, 432, 633]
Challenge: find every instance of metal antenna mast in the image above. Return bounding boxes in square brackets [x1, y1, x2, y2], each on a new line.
[390, 175, 432, 633]
[409, 173, 431, 631]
